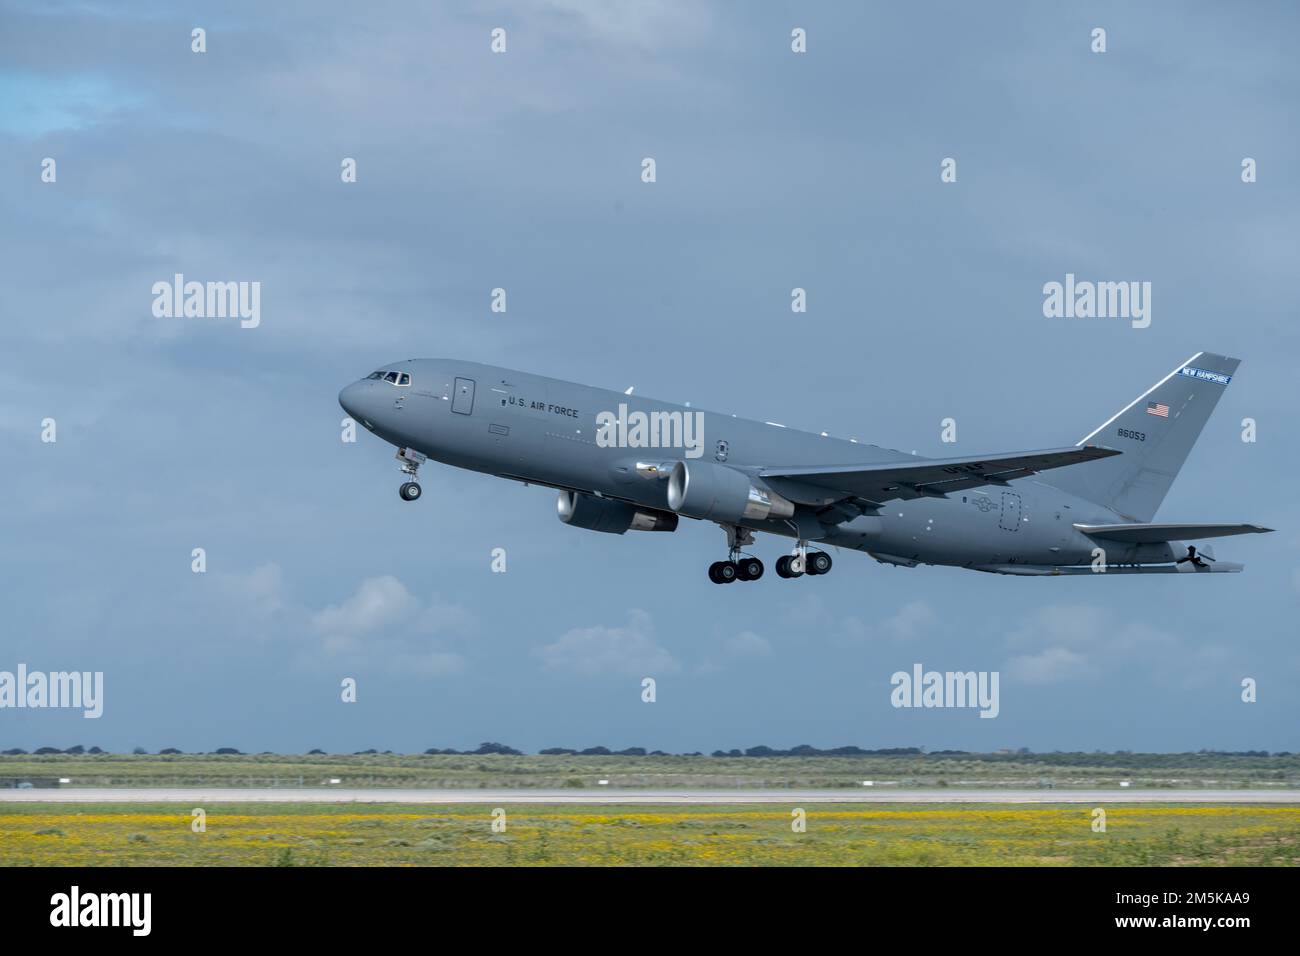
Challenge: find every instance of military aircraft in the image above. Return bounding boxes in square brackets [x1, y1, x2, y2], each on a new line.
[338, 351, 1271, 583]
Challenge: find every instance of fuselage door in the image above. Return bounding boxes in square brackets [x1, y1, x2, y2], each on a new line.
[998, 491, 1022, 531]
[452, 377, 476, 415]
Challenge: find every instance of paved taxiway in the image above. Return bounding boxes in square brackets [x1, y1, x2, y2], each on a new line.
[2, 788, 1298, 804]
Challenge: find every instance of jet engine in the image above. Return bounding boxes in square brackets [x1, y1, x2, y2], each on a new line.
[666, 460, 795, 523]
[556, 490, 678, 534]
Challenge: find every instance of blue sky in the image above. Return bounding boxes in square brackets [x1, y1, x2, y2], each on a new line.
[2, 0, 1297, 753]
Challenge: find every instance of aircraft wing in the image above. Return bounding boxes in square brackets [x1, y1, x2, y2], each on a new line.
[759, 446, 1120, 504]
[1073, 523, 1274, 543]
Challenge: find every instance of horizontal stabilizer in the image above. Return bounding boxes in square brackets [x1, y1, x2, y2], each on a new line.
[761, 446, 1120, 504]
[1074, 523, 1273, 544]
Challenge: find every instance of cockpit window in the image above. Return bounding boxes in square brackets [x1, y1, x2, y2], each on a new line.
[367, 370, 411, 385]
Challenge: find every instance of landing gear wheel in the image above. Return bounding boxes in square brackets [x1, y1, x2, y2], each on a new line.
[736, 557, 764, 581]
[775, 555, 803, 579]
[708, 560, 739, 584]
[806, 551, 832, 575]
[399, 481, 422, 501]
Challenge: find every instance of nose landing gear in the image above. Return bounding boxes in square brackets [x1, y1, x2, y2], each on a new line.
[396, 447, 426, 502]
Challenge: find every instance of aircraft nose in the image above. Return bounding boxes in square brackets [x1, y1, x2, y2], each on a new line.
[338, 381, 369, 420]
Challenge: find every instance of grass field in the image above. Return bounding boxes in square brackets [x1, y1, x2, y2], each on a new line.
[3, 802, 1297, 866]
[2, 752, 1297, 790]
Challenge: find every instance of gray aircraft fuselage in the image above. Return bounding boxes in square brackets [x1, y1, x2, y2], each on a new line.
[339, 359, 1188, 573]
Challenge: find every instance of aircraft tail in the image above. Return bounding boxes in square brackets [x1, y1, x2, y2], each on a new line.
[1045, 351, 1239, 522]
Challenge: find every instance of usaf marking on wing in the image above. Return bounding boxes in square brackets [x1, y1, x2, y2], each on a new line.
[338, 352, 1271, 583]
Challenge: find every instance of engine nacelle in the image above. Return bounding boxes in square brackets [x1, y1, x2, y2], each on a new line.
[666, 460, 795, 523]
[556, 490, 678, 534]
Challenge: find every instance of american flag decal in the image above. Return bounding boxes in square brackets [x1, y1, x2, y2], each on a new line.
[1147, 401, 1170, 418]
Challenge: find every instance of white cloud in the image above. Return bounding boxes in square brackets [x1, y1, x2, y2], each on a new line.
[390, 646, 466, 680]
[785, 594, 938, 646]
[1004, 603, 1111, 650]
[535, 609, 680, 678]
[535, 0, 716, 50]
[723, 630, 773, 658]
[878, 601, 937, 642]
[693, 629, 775, 675]
[1004, 645, 1091, 685]
[213, 562, 286, 623]
[308, 576, 473, 677]
[999, 603, 1231, 688]
[312, 575, 415, 640]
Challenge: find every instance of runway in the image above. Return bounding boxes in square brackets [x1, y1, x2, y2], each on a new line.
[3, 788, 1298, 805]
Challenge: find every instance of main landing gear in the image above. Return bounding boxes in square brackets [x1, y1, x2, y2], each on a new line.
[709, 556, 764, 584]
[396, 447, 426, 502]
[774, 542, 833, 579]
[708, 526, 765, 585]
[705, 529, 833, 584]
